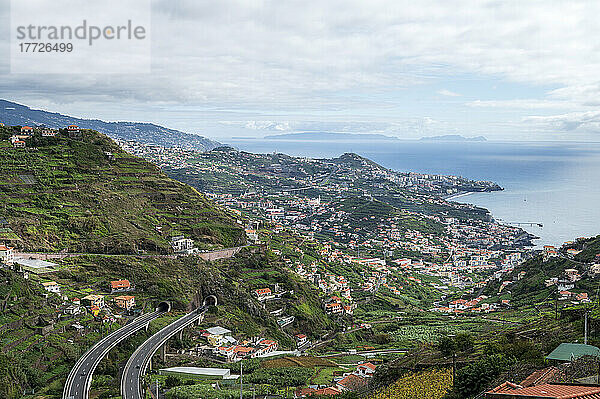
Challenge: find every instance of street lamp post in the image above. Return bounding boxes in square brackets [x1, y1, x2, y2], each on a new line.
[240, 362, 243, 399]
[448, 334, 456, 383]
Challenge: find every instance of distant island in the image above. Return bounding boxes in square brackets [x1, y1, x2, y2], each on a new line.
[420, 134, 487, 142]
[264, 131, 400, 141]
[264, 132, 488, 142]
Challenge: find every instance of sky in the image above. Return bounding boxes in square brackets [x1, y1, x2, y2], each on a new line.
[2, 0, 600, 141]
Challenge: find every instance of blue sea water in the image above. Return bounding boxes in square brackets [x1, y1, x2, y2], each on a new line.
[224, 138, 600, 247]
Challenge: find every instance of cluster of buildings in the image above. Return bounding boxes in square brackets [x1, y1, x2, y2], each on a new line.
[6, 124, 80, 148]
[115, 139, 499, 200]
[297, 362, 378, 397]
[194, 326, 281, 362]
[433, 295, 509, 314]
[252, 285, 297, 327]
[291, 261, 357, 316]
[38, 278, 136, 324]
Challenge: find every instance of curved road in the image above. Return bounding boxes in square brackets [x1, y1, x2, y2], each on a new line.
[63, 311, 164, 399]
[121, 308, 207, 399]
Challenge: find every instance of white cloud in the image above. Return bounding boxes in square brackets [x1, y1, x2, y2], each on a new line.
[2, 0, 600, 138]
[525, 111, 600, 133]
[437, 89, 461, 97]
[467, 99, 577, 110]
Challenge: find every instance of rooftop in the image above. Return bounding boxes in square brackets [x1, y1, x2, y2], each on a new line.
[159, 367, 234, 378]
[206, 326, 232, 335]
[486, 383, 600, 398]
[546, 343, 600, 362]
[14, 257, 57, 269]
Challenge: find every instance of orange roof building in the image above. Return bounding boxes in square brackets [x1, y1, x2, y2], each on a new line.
[114, 295, 135, 310]
[110, 279, 131, 292]
[311, 387, 341, 396]
[337, 374, 367, 391]
[486, 383, 600, 398]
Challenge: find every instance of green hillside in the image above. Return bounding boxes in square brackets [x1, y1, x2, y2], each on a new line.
[0, 127, 334, 398]
[0, 248, 333, 399]
[484, 235, 600, 308]
[0, 126, 244, 253]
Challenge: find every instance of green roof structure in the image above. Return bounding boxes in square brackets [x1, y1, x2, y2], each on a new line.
[546, 343, 600, 362]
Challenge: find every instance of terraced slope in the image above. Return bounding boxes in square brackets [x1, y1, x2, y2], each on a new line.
[0, 126, 244, 253]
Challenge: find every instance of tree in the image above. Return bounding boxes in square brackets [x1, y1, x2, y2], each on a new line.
[445, 354, 512, 399]
[165, 375, 182, 389]
[437, 333, 474, 357]
[373, 333, 393, 345]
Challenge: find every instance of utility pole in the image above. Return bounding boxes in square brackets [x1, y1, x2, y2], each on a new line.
[452, 352, 456, 384]
[240, 362, 243, 399]
[448, 333, 456, 384]
[555, 289, 559, 320]
[585, 311, 589, 345]
[156, 378, 160, 399]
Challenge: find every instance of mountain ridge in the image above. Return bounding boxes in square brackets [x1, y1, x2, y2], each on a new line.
[0, 99, 221, 151]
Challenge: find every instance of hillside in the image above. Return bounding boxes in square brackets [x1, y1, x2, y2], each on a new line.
[0, 125, 333, 398]
[0, 125, 244, 253]
[0, 100, 220, 151]
[141, 145, 498, 221]
[484, 235, 600, 308]
[305, 196, 444, 242]
[0, 247, 334, 398]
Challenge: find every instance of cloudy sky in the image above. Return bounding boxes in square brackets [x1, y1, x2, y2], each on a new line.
[2, 0, 600, 141]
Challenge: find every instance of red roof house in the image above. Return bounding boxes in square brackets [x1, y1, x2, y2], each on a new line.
[337, 374, 367, 392]
[110, 279, 131, 292]
[486, 383, 600, 398]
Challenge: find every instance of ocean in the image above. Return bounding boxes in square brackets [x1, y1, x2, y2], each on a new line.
[224, 138, 600, 247]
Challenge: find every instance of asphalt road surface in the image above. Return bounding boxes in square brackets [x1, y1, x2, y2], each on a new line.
[63, 311, 163, 399]
[121, 308, 205, 399]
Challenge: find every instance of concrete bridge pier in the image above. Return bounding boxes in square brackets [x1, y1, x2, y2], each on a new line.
[160, 343, 167, 362]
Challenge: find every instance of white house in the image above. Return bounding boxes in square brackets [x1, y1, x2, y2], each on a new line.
[355, 362, 377, 377]
[41, 281, 60, 295]
[0, 245, 14, 265]
[295, 334, 308, 346]
[171, 236, 196, 254]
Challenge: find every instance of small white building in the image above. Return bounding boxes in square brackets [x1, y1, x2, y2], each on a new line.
[41, 281, 60, 295]
[41, 128, 58, 137]
[355, 362, 377, 377]
[171, 236, 196, 254]
[0, 245, 14, 265]
[159, 367, 238, 380]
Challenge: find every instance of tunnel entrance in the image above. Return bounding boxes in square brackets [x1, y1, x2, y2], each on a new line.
[157, 301, 171, 312]
[203, 295, 218, 307]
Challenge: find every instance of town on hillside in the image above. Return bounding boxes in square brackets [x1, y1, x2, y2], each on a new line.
[2, 124, 600, 399]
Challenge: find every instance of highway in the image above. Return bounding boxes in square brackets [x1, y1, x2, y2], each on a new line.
[121, 307, 207, 399]
[63, 310, 165, 399]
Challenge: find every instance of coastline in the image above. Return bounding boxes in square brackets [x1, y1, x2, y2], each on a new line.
[444, 191, 474, 201]
[445, 189, 538, 248]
